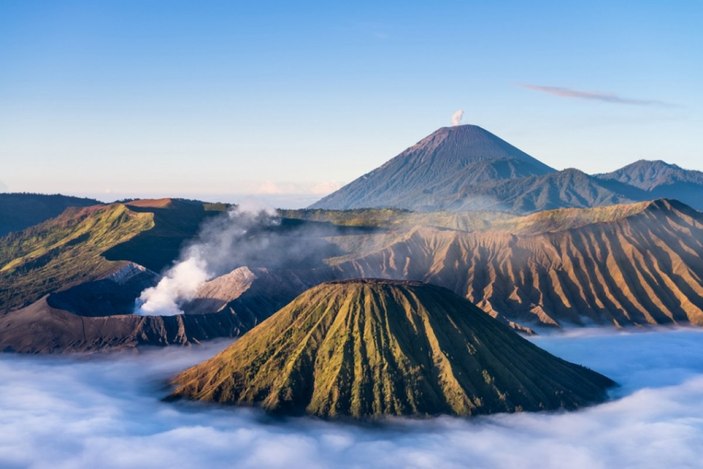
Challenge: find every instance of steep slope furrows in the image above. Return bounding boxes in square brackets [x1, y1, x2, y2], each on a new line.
[331, 202, 703, 327]
[173, 281, 613, 418]
[311, 125, 555, 212]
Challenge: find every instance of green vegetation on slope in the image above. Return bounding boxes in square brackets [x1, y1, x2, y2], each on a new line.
[0, 199, 227, 313]
[283, 201, 656, 235]
[0, 204, 154, 312]
[172, 280, 614, 418]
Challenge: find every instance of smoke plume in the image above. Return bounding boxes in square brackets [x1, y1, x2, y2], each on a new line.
[451, 109, 464, 126]
[135, 206, 281, 316]
[134, 204, 344, 316]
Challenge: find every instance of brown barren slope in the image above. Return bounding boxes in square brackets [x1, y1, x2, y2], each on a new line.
[330, 200, 703, 327]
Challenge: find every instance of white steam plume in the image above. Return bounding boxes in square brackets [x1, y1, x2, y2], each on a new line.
[135, 257, 209, 316]
[451, 109, 464, 126]
[135, 205, 279, 316]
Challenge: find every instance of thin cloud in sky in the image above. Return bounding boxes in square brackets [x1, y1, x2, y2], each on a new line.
[521, 84, 674, 107]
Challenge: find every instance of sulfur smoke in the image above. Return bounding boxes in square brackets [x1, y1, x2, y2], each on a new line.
[451, 109, 464, 126]
[134, 203, 342, 316]
[135, 206, 280, 316]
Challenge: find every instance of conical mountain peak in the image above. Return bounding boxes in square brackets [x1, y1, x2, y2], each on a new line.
[310, 126, 554, 211]
[171, 280, 614, 419]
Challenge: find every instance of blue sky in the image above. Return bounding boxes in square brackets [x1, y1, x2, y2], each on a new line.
[1, 1, 701, 203]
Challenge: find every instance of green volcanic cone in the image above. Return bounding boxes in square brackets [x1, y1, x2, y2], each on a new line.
[171, 279, 614, 418]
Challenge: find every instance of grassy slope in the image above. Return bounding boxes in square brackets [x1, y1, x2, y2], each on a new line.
[172, 280, 614, 418]
[0, 205, 154, 312]
[0, 199, 226, 313]
[283, 201, 653, 234]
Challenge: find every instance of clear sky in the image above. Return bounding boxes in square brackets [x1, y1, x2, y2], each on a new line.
[1, 1, 701, 204]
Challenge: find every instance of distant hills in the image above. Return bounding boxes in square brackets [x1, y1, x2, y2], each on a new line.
[171, 280, 614, 418]
[595, 160, 703, 210]
[0, 193, 101, 236]
[311, 125, 703, 212]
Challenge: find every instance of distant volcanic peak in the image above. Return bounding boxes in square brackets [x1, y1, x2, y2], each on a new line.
[171, 280, 614, 419]
[622, 159, 681, 171]
[418, 124, 551, 165]
[310, 125, 554, 212]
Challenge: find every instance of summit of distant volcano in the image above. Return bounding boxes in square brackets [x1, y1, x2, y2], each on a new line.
[310, 125, 555, 211]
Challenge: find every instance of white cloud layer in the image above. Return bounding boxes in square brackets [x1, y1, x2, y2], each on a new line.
[1, 328, 703, 468]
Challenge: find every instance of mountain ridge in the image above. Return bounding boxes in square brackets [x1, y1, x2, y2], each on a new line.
[0, 193, 101, 236]
[596, 160, 703, 210]
[329, 199, 703, 328]
[312, 126, 703, 213]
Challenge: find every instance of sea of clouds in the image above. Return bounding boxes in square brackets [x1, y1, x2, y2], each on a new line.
[1, 328, 703, 469]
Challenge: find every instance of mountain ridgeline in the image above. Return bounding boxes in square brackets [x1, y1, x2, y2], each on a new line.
[596, 160, 703, 211]
[0, 193, 101, 236]
[328, 199, 703, 328]
[311, 125, 703, 213]
[171, 280, 614, 418]
[3, 196, 703, 353]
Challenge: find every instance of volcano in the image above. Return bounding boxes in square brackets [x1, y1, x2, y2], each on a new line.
[311, 125, 555, 212]
[310, 126, 703, 214]
[171, 279, 614, 418]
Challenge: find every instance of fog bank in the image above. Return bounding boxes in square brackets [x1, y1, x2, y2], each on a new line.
[1, 329, 702, 468]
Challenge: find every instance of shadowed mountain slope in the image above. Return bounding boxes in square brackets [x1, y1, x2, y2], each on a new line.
[0, 198, 226, 313]
[466, 168, 647, 213]
[0, 295, 254, 354]
[596, 160, 703, 211]
[171, 280, 614, 418]
[0, 193, 101, 236]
